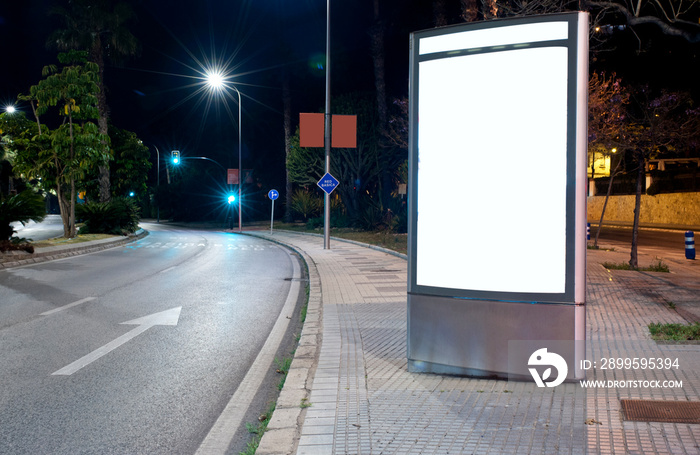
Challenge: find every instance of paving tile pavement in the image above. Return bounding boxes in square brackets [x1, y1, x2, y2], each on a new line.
[251, 230, 700, 455]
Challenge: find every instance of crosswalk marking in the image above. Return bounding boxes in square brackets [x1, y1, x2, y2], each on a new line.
[129, 241, 273, 251]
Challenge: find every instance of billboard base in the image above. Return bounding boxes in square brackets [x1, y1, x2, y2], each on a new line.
[407, 293, 585, 380]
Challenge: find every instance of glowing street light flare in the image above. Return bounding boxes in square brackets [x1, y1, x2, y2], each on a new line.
[206, 70, 225, 90]
[5, 106, 16, 114]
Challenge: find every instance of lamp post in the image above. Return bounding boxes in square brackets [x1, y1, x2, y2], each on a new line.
[153, 145, 160, 223]
[206, 71, 243, 233]
[233, 85, 242, 233]
[323, 0, 332, 249]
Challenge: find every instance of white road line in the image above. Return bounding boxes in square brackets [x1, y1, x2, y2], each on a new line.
[195, 248, 302, 455]
[40, 297, 96, 316]
[159, 266, 177, 274]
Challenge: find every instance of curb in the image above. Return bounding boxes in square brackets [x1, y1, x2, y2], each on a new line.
[0, 229, 148, 269]
[264, 229, 408, 260]
[244, 232, 324, 455]
[245, 230, 407, 455]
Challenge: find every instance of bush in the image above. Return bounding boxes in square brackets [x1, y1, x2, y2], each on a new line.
[0, 190, 46, 241]
[77, 197, 140, 235]
[290, 189, 322, 222]
[306, 216, 323, 230]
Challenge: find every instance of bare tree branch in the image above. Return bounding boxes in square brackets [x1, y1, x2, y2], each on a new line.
[585, 0, 700, 42]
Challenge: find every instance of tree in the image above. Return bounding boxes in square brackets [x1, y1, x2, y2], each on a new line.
[283, 71, 293, 222]
[461, 0, 700, 44]
[48, 0, 140, 203]
[76, 125, 151, 202]
[0, 113, 22, 196]
[588, 72, 630, 247]
[286, 93, 402, 226]
[0, 190, 46, 243]
[287, 127, 324, 188]
[584, 0, 700, 43]
[107, 126, 152, 199]
[0, 190, 47, 253]
[624, 88, 700, 267]
[330, 93, 391, 224]
[15, 51, 109, 238]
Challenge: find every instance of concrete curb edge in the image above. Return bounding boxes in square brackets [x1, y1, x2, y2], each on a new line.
[0, 229, 149, 269]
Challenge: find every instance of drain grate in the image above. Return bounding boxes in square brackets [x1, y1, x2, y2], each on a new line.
[620, 399, 700, 424]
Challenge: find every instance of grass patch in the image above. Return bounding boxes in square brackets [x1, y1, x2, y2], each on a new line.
[274, 356, 293, 391]
[601, 259, 670, 273]
[587, 244, 615, 251]
[240, 401, 276, 455]
[32, 233, 116, 248]
[648, 322, 700, 341]
[274, 223, 407, 255]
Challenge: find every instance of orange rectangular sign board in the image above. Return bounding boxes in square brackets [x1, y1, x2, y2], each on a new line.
[227, 169, 239, 185]
[331, 115, 357, 148]
[299, 113, 357, 148]
[299, 113, 325, 148]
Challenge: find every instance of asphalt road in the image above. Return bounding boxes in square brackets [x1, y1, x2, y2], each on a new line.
[590, 225, 691, 251]
[10, 214, 64, 241]
[0, 224, 303, 454]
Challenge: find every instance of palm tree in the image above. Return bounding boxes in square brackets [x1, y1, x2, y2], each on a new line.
[0, 190, 46, 242]
[47, 0, 140, 203]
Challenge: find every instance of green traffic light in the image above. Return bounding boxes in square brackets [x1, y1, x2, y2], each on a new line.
[227, 194, 235, 204]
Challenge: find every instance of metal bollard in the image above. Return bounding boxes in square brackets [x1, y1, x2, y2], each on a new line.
[686, 231, 695, 260]
[587, 223, 590, 241]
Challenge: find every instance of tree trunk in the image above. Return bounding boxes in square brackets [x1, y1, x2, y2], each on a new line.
[594, 155, 623, 247]
[433, 0, 450, 26]
[67, 115, 76, 238]
[283, 70, 293, 222]
[92, 38, 111, 203]
[69, 177, 76, 238]
[370, 0, 391, 209]
[629, 151, 645, 268]
[57, 184, 71, 239]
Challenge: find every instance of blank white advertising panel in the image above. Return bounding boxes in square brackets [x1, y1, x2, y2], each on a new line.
[409, 13, 588, 301]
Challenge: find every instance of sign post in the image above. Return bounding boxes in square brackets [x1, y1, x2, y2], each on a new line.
[268, 189, 279, 234]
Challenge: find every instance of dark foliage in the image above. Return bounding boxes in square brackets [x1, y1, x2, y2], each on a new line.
[76, 197, 140, 235]
[0, 190, 46, 241]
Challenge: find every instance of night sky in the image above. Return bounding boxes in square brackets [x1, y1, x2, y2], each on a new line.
[1, 0, 698, 201]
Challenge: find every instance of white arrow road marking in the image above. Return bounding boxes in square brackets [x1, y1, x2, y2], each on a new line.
[52, 307, 182, 376]
[40, 297, 96, 316]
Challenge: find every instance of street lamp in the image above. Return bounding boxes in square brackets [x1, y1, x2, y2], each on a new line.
[323, 0, 331, 249]
[4, 106, 16, 114]
[153, 145, 161, 223]
[206, 70, 242, 233]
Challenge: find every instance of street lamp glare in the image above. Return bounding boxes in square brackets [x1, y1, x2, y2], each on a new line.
[206, 71, 225, 90]
[5, 106, 16, 114]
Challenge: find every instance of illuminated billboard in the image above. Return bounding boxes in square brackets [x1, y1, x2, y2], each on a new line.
[408, 12, 588, 304]
[407, 13, 588, 378]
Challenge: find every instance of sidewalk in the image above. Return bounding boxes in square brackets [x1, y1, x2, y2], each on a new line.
[250, 230, 700, 455]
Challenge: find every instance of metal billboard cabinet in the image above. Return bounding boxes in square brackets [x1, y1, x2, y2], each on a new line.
[407, 13, 588, 381]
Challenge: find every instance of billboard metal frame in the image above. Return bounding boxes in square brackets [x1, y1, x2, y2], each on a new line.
[407, 12, 589, 378]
